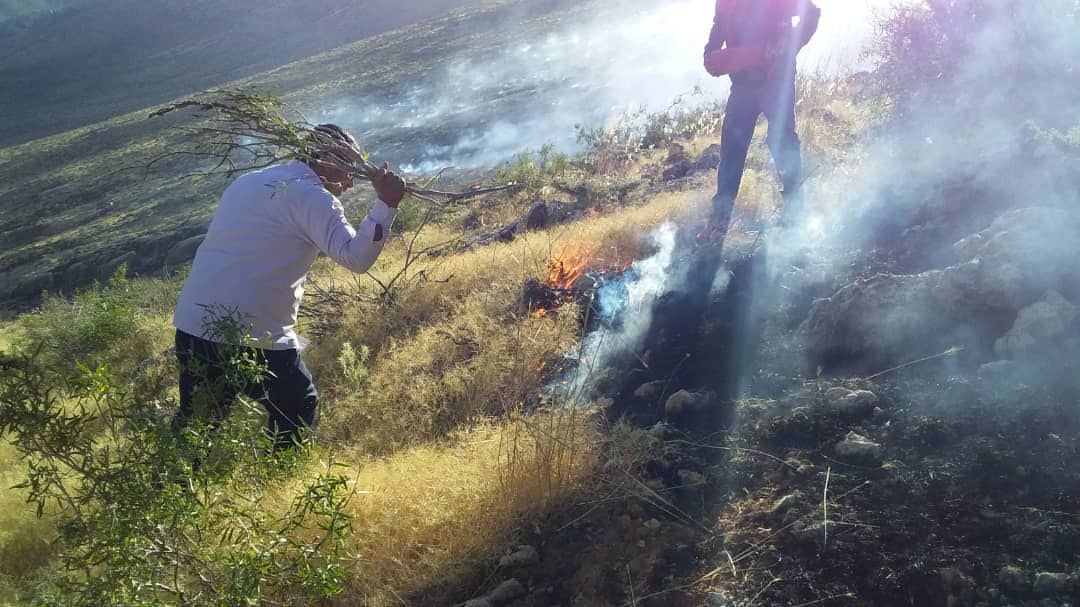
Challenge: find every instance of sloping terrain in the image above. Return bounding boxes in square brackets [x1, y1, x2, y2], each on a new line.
[0, 0, 476, 145]
[0, 0, 620, 309]
[0, 0, 1078, 605]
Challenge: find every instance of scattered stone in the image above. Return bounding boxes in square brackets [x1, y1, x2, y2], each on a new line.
[677, 469, 706, 486]
[940, 567, 977, 607]
[998, 565, 1031, 594]
[994, 290, 1078, 358]
[488, 579, 527, 604]
[830, 389, 879, 417]
[824, 386, 852, 401]
[769, 492, 802, 515]
[1032, 572, 1072, 597]
[801, 207, 1080, 368]
[498, 545, 539, 569]
[665, 390, 707, 417]
[662, 144, 691, 181]
[978, 360, 1022, 379]
[662, 161, 691, 181]
[645, 421, 670, 439]
[706, 592, 734, 607]
[524, 201, 549, 231]
[635, 380, 667, 401]
[665, 143, 689, 165]
[834, 432, 884, 466]
[693, 144, 723, 172]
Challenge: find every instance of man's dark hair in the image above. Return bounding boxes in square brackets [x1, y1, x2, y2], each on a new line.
[305, 123, 359, 162]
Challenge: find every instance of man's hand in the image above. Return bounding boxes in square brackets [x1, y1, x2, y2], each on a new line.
[371, 162, 406, 208]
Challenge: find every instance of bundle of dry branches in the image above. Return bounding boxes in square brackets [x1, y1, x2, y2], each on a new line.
[149, 89, 520, 204]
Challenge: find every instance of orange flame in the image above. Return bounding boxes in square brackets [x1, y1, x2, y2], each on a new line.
[545, 246, 593, 289]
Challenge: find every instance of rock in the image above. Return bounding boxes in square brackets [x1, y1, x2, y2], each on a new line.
[665, 143, 690, 165]
[1032, 572, 1072, 597]
[524, 202, 549, 231]
[664, 390, 707, 417]
[677, 469, 706, 486]
[834, 432, 884, 466]
[694, 144, 723, 172]
[998, 565, 1031, 594]
[768, 492, 802, 515]
[642, 518, 662, 532]
[498, 545, 539, 569]
[645, 421, 670, 439]
[824, 386, 852, 401]
[464, 598, 493, 607]
[830, 389, 879, 417]
[707, 593, 734, 607]
[994, 290, 1078, 358]
[165, 234, 204, 267]
[662, 161, 691, 181]
[635, 380, 667, 401]
[488, 579, 527, 604]
[801, 207, 1080, 367]
[940, 567, 977, 607]
[978, 360, 1023, 379]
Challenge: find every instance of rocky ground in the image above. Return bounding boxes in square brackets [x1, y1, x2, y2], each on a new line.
[423, 142, 1080, 606]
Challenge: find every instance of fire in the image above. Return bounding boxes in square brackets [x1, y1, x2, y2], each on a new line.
[545, 246, 594, 289]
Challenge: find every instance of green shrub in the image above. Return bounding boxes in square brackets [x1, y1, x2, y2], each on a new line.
[14, 265, 177, 376]
[0, 317, 354, 606]
[492, 144, 574, 190]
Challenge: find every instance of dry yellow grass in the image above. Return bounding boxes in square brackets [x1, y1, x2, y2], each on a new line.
[265, 407, 602, 606]
[0, 84, 869, 604]
[303, 189, 703, 452]
[0, 443, 55, 605]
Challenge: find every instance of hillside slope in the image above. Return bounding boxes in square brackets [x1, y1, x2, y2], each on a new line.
[0, 0, 612, 310]
[0, 0, 476, 146]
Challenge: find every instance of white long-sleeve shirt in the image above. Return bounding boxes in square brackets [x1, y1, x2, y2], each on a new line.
[173, 161, 396, 350]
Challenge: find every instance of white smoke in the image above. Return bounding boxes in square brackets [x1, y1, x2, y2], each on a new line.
[565, 222, 682, 397]
[313, 0, 891, 173]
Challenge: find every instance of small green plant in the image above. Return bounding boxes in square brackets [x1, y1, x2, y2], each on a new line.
[493, 144, 574, 190]
[337, 341, 371, 388]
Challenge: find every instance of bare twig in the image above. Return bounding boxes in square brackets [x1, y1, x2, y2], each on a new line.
[823, 466, 831, 548]
[865, 346, 964, 380]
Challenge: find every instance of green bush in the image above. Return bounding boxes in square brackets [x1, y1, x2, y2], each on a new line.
[492, 144, 574, 190]
[14, 265, 177, 376]
[0, 316, 354, 606]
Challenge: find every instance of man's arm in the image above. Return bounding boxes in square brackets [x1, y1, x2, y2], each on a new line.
[796, 1, 821, 49]
[296, 165, 404, 274]
[298, 190, 397, 274]
[703, 0, 733, 56]
[704, 0, 771, 76]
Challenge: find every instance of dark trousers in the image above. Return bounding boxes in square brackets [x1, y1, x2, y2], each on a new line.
[712, 80, 804, 236]
[173, 330, 318, 451]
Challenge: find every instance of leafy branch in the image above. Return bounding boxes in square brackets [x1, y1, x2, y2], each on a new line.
[149, 88, 522, 203]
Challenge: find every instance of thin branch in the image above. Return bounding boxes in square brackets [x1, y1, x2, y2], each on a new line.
[147, 88, 521, 204]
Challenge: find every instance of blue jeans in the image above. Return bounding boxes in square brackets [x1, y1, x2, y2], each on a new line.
[173, 330, 318, 451]
[712, 80, 804, 234]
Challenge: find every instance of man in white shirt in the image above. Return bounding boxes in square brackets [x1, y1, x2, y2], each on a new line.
[172, 124, 405, 451]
